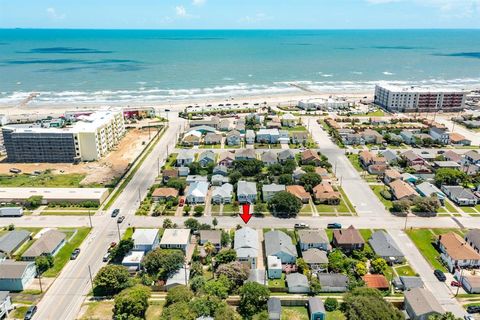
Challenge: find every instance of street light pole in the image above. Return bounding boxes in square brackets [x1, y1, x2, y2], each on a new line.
[88, 209, 93, 228]
[88, 265, 95, 294]
[116, 223, 121, 241]
[37, 266, 43, 293]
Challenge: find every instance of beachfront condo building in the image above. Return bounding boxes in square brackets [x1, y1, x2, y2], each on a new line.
[2, 110, 125, 163]
[374, 84, 466, 113]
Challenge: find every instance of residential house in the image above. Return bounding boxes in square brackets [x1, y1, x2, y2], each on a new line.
[22, 230, 66, 261]
[433, 161, 461, 169]
[392, 276, 424, 291]
[186, 175, 208, 185]
[262, 184, 285, 202]
[464, 150, 480, 165]
[0, 260, 36, 291]
[463, 164, 480, 176]
[235, 120, 246, 134]
[449, 132, 471, 146]
[465, 229, 480, 253]
[0, 230, 31, 256]
[317, 273, 348, 292]
[461, 275, 480, 294]
[165, 267, 189, 291]
[402, 150, 425, 166]
[0, 291, 12, 319]
[342, 133, 364, 145]
[218, 152, 235, 167]
[362, 129, 384, 144]
[245, 130, 255, 144]
[292, 168, 306, 182]
[383, 169, 402, 184]
[204, 133, 222, 145]
[404, 288, 444, 320]
[429, 127, 450, 145]
[281, 113, 296, 127]
[160, 229, 190, 251]
[363, 274, 389, 290]
[381, 150, 398, 164]
[286, 273, 309, 293]
[315, 168, 330, 180]
[190, 119, 219, 129]
[286, 185, 310, 203]
[441, 186, 477, 206]
[162, 169, 178, 183]
[278, 149, 295, 163]
[185, 181, 209, 204]
[400, 130, 415, 144]
[332, 225, 365, 251]
[368, 163, 388, 175]
[369, 231, 404, 264]
[411, 164, 432, 174]
[199, 230, 222, 250]
[297, 229, 329, 251]
[302, 249, 328, 271]
[267, 255, 282, 279]
[198, 150, 215, 167]
[401, 172, 419, 184]
[235, 149, 256, 160]
[132, 229, 159, 252]
[416, 182, 445, 205]
[218, 119, 230, 131]
[389, 179, 419, 201]
[237, 181, 257, 204]
[301, 149, 322, 165]
[234, 227, 259, 269]
[313, 182, 340, 205]
[444, 150, 462, 163]
[178, 166, 190, 177]
[212, 165, 228, 176]
[176, 150, 195, 166]
[291, 132, 308, 145]
[308, 297, 326, 320]
[182, 132, 201, 146]
[151, 188, 179, 202]
[211, 183, 233, 204]
[226, 130, 241, 146]
[437, 232, 480, 272]
[267, 297, 282, 320]
[264, 230, 297, 264]
[358, 150, 374, 168]
[211, 174, 228, 186]
[261, 151, 278, 165]
[122, 251, 144, 271]
[256, 129, 280, 144]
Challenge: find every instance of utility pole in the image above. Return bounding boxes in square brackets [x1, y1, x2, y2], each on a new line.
[88, 209, 93, 228]
[88, 265, 94, 294]
[37, 266, 43, 293]
[404, 213, 408, 230]
[455, 268, 464, 297]
[157, 157, 160, 176]
[116, 223, 121, 241]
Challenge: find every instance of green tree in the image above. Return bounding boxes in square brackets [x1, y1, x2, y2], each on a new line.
[25, 195, 43, 209]
[434, 168, 467, 187]
[194, 206, 205, 216]
[234, 159, 264, 176]
[189, 275, 206, 293]
[412, 196, 440, 214]
[204, 278, 230, 299]
[190, 295, 224, 318]
[238, 282, 270, 319]
[328, 250, 348, 273]
[214, 304, 242, 320]
[165, 285, 194, 306]
[220, 230, 230, 247]
[371, 258, 388, 275]
[391, 200, 412, 214]
[299, 172, 322, 192]
[268, 191, 302, 217]
[113, 284, 151, 319]
[278, 174, 294, 185]
[35, 255, 54, 274]
[167, 178, 188, 194]
[268, 164, 284, 176]
[212, 217, 218, 228]
[184, 218, 201, 231]
[342, 288, 404, 320]
[161, 301, 194, 320]
[143, 248, 184, 279]
[215, 248, 237, 266]
[355, 262, 368, 276]
[309, 276, 322, 295]
[109, 239, 134, 262]
[283, 159, 297, 174]
[215, 261, 249, 290]
[296, 258, 309, 274]
[228, 170, 243, 185]
[93, 265, 132, 296]
[324, 297, 338, 312]
[428, 312, 462, 320]
[163, 218, 174, 229]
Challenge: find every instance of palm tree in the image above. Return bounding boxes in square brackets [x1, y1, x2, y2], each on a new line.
[204, 241, 215, 279]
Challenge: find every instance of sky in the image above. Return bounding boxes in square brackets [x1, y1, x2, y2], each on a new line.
[1, 0, 480, 29]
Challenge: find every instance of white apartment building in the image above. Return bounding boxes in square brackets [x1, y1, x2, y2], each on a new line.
[374, 84, 466, 113]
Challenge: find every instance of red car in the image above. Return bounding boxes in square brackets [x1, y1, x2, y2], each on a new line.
[179, 198, 185, 207]
[450, 280, 461, 287]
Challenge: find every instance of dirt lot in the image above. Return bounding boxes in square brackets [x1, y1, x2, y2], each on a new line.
[0, 126, 157, 186]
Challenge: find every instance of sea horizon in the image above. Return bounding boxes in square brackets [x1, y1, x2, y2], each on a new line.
[1, 28, 480, 106]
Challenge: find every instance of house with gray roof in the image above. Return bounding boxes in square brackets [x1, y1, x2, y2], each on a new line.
[186, 175, 209, 185]
[176, 150, 195, 166]
[219, 119, 231, 131]
[441, 185, 478, 206]
[0, 260, 36, 291]
[235, 149, 256, 160]
[212, 165, 228, 176]
[465, 229, 480, 253]
[22, 230, 66, 261]
[261, 150, 278, 165]
[267, 255, 282, 279]
[308, 297, 326, 320]
[199, 230, 222, 250]
[267, 297, 282, 320]
[404, 287, 443, 320]
[302, 248, 328, 271]
[286, 273, 309, 293]
[0, 291, 12, 318]
[211, 183, 233, 204]
[278, 149, 295, 163]
[0, 230, 31, 256]
[186, 181, 209, 204]
[298, 229, 329, 252]
[178, 166, 190, 177]
[369, 230, 404, 263]
[262, 183, 285, 202]
[245, 130, 255, 145]
[264, 230, 297, 264]
[132, 229, 159, 253]
[237, 181, 257, 204]
[381, 150, 398, 163]
[211, 174, 229, 186]
[416, 182, 445, 205]
[392, 276, 424, 291]
[165, 267, 190, 291]
[293, 168, 306, 182]
[234, 227, 259, 269]
[204, 132, 222, 145]
[198, 150, 216, 167]
[226, 130, 241, 146]
[317, 273, 348, 292]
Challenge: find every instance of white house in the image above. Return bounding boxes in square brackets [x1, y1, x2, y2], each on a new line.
[262, 184, 285, 202]
[186, 181, 209, 204]
[160, 229, 191, 252]
[122, 251, 144, 271]
[256, 129, 280, 144]
[237, 181, 257, 204]
[132, 229, 159, 253]
[234, 227, 259, 269]
[438, 232, 480, 272]
[211, 183, 233, 204]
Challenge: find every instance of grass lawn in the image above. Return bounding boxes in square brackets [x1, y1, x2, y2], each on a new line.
[461, 206, 478, 214]
[351, 110, 385, 117]
[0, 173, 86, 188]
[438, 206, 448, 213]
[43, 227, 91, 277]
[268, 274, 286, 288]
[338, 187, 356, 214]
[146, 301, 164, 320]
[359, 229, 373, 242]
[282, 306, 309, 320]
[395, 265, 417, 277]
[370, 185, 393, 210]
[80, 301, 114, 320]
[12, 306, 30, 319]
[223, 204, 238, 213]
[445, 201, 458, 213]
[347, 154, 363, 172]
[164, 153, 178, 169]
[199, 144, 221, 149]
[41, 211, 93, 216]
[211, 205, 221, 214]
[123, 227, 134, 240]
[406, 229, 446, 272]
[300, 203, 313, 215]
[315, 204, 336, 213]
[476, 205, 480, 212]
[327, 311, 346, 320]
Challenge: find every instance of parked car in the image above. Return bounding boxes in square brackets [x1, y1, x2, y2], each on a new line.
[9, 168, 21, 174]
[109, 242, 117, 250]
[434, 269, 446, 282]
[179, 198, 185, 207]
[117, 215, 125, 223]
[466, 306, 480, 314]
[464, 315, 475, 320]
[70, 248, 81, 260]
[111, 208, 120, 217]
[24, 305, 37, 320]
[102, 252, 110, 262]
[451, 280, 461, 287]
[294, 223, 309, 229]
[327, 223, 342, 229]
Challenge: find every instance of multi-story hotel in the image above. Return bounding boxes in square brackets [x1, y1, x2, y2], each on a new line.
[2, 110, 125, 163]
[374, 84, 466, 113]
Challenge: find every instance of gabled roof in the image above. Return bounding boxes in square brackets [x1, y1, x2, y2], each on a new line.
[199, 150, 215, 162]
[301, 149, 320, 161]
[199, 230, 222, 245]
[262, 184, 285, 193]
[237, 181, 257, 196]
[218, 151, 234, 162]
[363, 274, 389, 289]
[333, 225, 364, 245]
[152, 188, 179, 198]
[0, 259, 35, 279]
[286, 185, 310, 200]
[186, 181, 209, 198]
[308, 297, 326, 315]
[302, 248, 328, 264]
[443, 150, 462, 163]
[211, 183, 233, 198]
[261, 150, 278, 163]
[389, 179, 418, 199]
[442, 186, 476, 200]
[404, 288, 444, 317]
[369, 230, 404, 258]
[381, 150, 398, 162]
[264, 230, 297, 258]
[177, 150, 195, 160]
[402, 150, 423, 162]
[22, 230, 66, 258]
[0, 230, 31, 254]
[439, 232, 480, 260]
[226, 130, 241, 138]
[286, 272, 309, 288]
[317, 273, 348, 288]
[235, 149, 256, 159]
[160, 229, 190, 246]
[234, 227, 259, 258]
[278, 149, 295, 160]
[297, 229, 329, 245]
[132, 229, 158, 246]
[465, 150, 480, 161]
[465, 229, 480, 249]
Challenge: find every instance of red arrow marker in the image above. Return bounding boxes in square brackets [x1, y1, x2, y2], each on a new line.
[240, 203, 252, 224]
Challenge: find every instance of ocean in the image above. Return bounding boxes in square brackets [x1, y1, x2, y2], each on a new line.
[1, 29, 480, 105]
